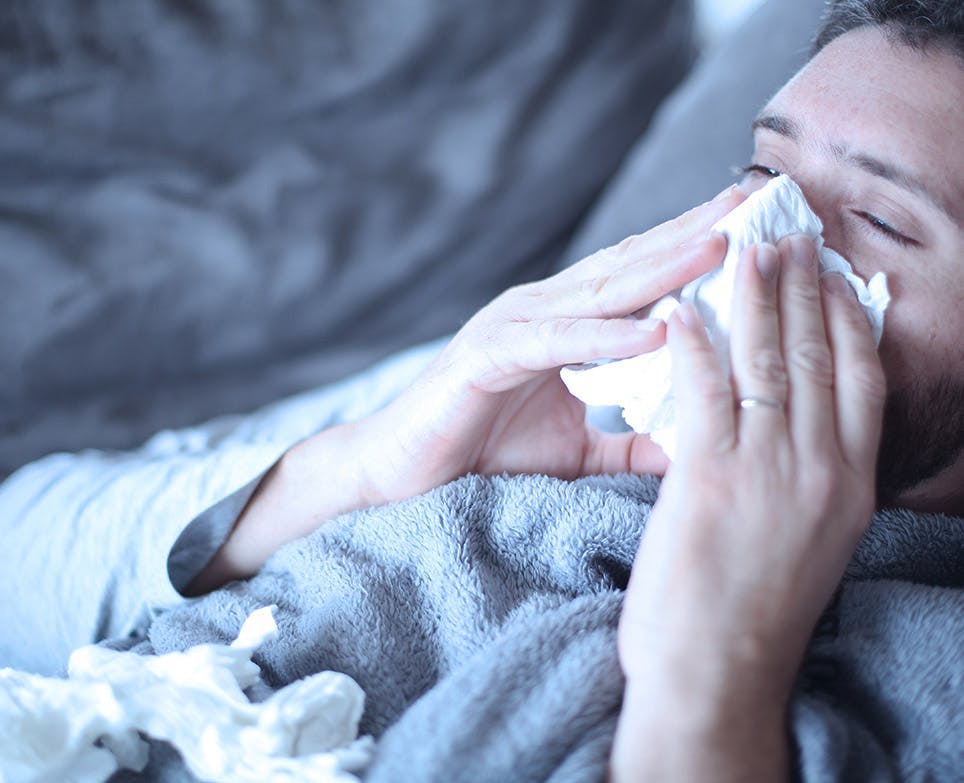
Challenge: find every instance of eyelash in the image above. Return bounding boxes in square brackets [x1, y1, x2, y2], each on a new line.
[739, 164, 781, 179]
[854, 211, 915, 247]
[737, 164, 917, 247]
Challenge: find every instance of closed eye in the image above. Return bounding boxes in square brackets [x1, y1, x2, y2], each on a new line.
[737, 164, 781, 179]
[737, 164, 919, 247]
[853, 211, 919, 247]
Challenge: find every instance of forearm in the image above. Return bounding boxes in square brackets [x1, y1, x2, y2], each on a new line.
[610, 675, 790, 783]
[186, 418, 382, 595]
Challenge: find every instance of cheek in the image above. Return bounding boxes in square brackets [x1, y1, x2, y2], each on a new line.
[876, 289, 964, 394]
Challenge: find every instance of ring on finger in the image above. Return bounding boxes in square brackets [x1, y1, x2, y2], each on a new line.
[738, 396, 784, 412]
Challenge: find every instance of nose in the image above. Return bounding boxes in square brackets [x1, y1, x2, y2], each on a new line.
[791, 175, 846, 253]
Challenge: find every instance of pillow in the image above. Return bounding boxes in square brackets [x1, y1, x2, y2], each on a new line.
[560, 0, 826, 266]
[0, 0, 693, 474]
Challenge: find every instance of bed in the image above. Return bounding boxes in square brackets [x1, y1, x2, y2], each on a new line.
[2, 1, 962, 781]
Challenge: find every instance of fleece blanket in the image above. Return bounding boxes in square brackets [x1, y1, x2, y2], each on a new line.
[125, 473, 964, 782]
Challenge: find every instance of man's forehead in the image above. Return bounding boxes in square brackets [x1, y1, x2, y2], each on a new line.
[751, 107, 964, 228]
[755, 27, 964, 227]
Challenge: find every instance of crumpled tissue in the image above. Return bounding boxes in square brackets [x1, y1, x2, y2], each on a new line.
[0, 606, 373, 783]
[560, 175, 891, 458]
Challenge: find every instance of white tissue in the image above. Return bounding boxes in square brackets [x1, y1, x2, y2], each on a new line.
[0, 606, 373, 783]
[560, 175, 890, 458]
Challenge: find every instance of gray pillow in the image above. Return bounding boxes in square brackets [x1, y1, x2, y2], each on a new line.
[0, 0, 694, 474]
[560, 0, 826, 266]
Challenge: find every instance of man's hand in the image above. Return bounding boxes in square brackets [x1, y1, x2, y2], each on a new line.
[190, 186, 744, 593]
[354, 186, 744, 505]
[611, 236, 886, 781]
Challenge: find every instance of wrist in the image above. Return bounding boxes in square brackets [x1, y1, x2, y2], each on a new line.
[629, 620, 796, 698]
[284, 421, 380, 515]
[611, 676, 789, 783]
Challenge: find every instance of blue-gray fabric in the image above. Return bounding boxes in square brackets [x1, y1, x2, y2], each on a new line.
[0, 336, 442, 677]
[126, 474, 964, 782]
[0, 0, 693, 475]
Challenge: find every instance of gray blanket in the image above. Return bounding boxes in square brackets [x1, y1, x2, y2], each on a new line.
[128, 473, 964, 781]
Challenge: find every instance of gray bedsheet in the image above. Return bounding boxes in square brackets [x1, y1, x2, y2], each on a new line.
[124, 473, 964, 781]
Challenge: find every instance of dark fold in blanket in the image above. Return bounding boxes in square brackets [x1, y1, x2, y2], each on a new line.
[126, 474, 964, 782]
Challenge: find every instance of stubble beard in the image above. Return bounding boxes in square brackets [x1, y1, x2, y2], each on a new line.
[875, 375, 964, 507]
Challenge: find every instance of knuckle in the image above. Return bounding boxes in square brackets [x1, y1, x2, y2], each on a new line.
[702, 381, 734, 407]
[747, 348, 788, 387]
[496, 281, 550, 318]
[833, 293, 873, 332]
[851, 361, 888, 404]
[666, 212, 690, 234]
[541, 317, 578, 343]
[691, 368, 733, 408]
[492, 285, 524, 312]
[747, 288, 780, 322]
[611, 234, 640, 255]
[788, 340, 834, 387]
[517, 280, 549, 302]
[804, 464, 838, 501]
[786, 279, 822, 311]
[475, 320, 503, 351]
[579, 273, 612, 301]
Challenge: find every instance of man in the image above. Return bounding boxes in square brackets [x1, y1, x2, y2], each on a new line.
[175, 1, 962, 779]
[3, 0, 962, 779]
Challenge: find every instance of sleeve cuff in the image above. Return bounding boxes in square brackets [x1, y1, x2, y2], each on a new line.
[166, 467, 272, 595]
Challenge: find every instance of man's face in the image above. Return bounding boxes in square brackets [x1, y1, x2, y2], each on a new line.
[743, 26, 964, 506]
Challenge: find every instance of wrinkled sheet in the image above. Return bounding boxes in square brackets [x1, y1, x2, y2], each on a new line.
[128, 474, 964, 781]
[0, 338, 444, 676]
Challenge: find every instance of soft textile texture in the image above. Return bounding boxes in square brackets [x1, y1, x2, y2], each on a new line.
[130, 474, 963, 782]
[0, 338, 443, 676]
[0, 0, 693, 475]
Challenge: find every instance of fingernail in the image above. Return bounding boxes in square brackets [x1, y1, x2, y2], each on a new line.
[634, 317, 664, 332]
[789, 235, 816, 267]
[676, 303, 703, 330]
[821, 273, 854, 298]
[755, 243, 779, 281]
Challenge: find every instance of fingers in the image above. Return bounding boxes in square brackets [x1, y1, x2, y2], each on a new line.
[470, 315, 668, 392]
[777, 236, 836, 453]
[728, 235, 884, 471]
[666, 304, 736, 458]
[613, 185, 744, 261]
[581, 428, 671, 477]
[728, 243, 788, 443]
[542, 186, 744, 318]
[555, 236, 728, 319]
[820, 274, 887, 471]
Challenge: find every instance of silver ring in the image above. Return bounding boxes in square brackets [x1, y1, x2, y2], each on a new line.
[738, 396, 783, 411]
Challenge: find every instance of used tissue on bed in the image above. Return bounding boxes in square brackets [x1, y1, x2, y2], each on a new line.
[0, 606, 373, 783]
[560, 175, 890, 458]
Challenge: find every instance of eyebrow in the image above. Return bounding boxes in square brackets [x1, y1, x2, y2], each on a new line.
[752, 114, 800, 140]
[752, 112, 962, 228]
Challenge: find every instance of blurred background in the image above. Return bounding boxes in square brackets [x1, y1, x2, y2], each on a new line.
[0, 0, 822, 476]
[698, 0, 768, 44]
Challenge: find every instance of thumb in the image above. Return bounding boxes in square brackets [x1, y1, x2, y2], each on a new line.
[582, 429, 671, 477]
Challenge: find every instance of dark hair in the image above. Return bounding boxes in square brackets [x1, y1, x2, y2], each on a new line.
[813, 0, 964, 61]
